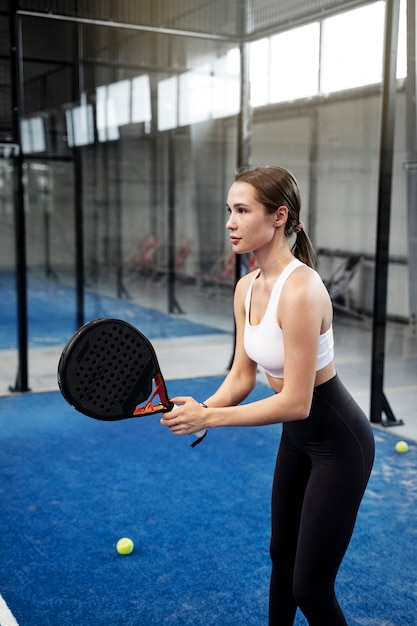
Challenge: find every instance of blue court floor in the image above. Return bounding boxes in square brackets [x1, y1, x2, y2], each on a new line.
[0, 277, 416, 626]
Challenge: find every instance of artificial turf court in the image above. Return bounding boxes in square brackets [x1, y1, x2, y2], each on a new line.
[0, 379, 416, 626]
[0, 272, 416, 624]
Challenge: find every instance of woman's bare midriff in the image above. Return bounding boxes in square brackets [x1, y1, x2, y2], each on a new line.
[266, 361, 337, 395]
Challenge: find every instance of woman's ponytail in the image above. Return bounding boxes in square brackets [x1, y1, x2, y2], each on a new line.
[291, 229, 317, 269]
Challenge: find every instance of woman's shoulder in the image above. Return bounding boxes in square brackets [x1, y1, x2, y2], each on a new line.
[284, 262, 330, 303]
[280, 263, 333, 329]
[291, 261, 323, 282]
[234, 268, 259, 305]
[236, 267, 259, 290]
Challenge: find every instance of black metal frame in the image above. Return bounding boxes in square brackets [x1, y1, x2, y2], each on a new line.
[370, 0, 403, 427]
[9, 1, 29, 392]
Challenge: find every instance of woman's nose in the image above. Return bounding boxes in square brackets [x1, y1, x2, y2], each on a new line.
[226, 214, 234, 229]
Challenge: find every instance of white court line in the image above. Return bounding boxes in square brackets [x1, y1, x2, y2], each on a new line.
[0, 596, 19, 626]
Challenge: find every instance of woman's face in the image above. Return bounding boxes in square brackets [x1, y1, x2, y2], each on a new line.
[226, 181, 283, 255]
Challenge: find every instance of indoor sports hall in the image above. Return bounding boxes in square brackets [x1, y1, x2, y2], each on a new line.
[0, 1, 416, 625]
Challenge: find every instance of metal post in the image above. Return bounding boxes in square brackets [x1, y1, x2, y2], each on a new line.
[9, 4, 30, 392]
[167, 131, 184, 314]
[404, 0, 417, 333]
[228, 4, 252, 369]
[308, 109, 319, 246]
[74, 23, 84, 329]
[235, 14, 253, 283]
[74, 148, 84, 328]
[115, 142, 129, 299]
[370, 0, 403, 426]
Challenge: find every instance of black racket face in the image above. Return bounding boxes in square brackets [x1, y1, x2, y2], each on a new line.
[58, 318, 170, 421]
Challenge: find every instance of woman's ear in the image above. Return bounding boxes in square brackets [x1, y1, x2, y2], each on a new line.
[275, 205, 288, 227]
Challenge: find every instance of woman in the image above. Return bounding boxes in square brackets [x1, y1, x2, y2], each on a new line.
[161, 165, 375, 625]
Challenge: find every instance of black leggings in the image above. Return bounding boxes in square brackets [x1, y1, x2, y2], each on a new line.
[269, 375, 375, 626]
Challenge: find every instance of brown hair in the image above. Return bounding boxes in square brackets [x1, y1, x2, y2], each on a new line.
[234, 165, 317, 268]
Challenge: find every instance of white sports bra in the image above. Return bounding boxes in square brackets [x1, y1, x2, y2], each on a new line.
[244, 259, 334, 379]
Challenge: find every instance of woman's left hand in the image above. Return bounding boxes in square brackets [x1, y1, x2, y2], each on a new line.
[160, 396, 208, 436]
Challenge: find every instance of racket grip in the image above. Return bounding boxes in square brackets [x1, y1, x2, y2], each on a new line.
[172, 404, 207, 447]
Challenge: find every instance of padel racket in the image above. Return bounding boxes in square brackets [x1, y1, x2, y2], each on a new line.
[57, 318, 207, 447]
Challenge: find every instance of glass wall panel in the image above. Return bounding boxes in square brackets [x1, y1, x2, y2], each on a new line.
[1, 0, 412, 392]
[0, 148, 17, 354]
[5, 12, 240, 373]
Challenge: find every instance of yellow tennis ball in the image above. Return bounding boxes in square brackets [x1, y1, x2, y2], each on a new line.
[395, 441, 409, 454]
[116, 537, 134, 555]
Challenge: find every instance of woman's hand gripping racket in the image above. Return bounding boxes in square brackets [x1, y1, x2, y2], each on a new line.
[57, 318, 207, 447]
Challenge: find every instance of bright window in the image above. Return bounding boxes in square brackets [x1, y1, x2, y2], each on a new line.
[249, 1, 407, 108]
[320, 2, 385, 93]
[211, 49, 240, 119]
[270, 23, 320, 102]
[179, 65, 211, 126]
[249, 38, 270, 107]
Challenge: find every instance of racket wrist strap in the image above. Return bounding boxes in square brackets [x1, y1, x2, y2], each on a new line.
[190, 403, 208, 448]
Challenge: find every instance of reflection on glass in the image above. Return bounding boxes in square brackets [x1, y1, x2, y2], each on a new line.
[164, 49, 240, 128]
[108, 80, 131, 127]
[179, 65, 211, 126]
[212, 49, 240, 119]
[158, 76, 178, 131]
[96, 80, 131, 142]
[97, 85, 118, 142]
[21, 117, 46, 153]
[131, 75, 152, 124]
[66, 104, 94, 147]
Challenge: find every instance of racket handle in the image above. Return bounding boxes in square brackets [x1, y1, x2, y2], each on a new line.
[172, 404, 207, 447]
